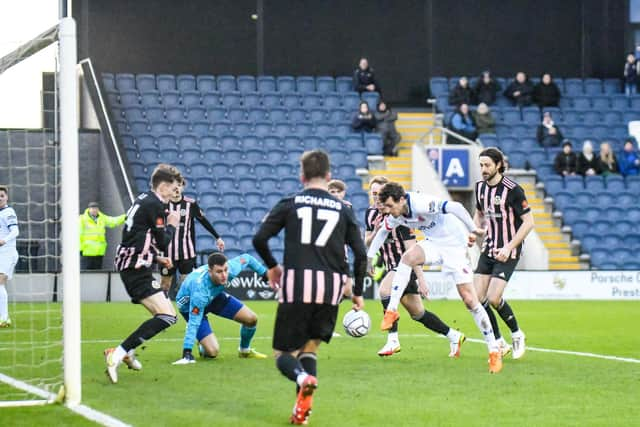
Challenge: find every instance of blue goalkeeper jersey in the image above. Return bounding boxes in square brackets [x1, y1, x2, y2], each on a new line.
[176, 253, 267, 350]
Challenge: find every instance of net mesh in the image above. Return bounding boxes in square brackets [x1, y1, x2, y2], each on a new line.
[0, 43, 63, 402]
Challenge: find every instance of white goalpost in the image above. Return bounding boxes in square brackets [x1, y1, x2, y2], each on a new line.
[0, 17, 80, 408]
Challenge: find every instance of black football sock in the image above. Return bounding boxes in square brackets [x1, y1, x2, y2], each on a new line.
[482, 299, 502, 340]
[411, 310, 450, 336]
[496, 299, 520, 333]
[121, 314, 177, 351]
[296, 352, 317, 393]
[276, 353, 306, 383]
[381, 296, 399, 333]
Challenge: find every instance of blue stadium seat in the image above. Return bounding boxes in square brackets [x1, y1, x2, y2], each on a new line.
[199, 191, 219, 207]
[336, 76, 353, 93]
[561, 110, 581, 124]
[316, 76, 335, 93]
[231, 162, 252, 177]
[267, 107, 286, 121]
[196, 75, 216, 93]
[202, 94, 221, 109]
[592, 190, 614, 206]
[241, 136, 261, 151]
[564, 176, 584, 192]
[582, 207, 600, 223]
[611, 95, 629, 110]
[553, 191, 574, 210]
[102, 73, 115, 91]
[280, 178, 300, 193]
[178, 134, 198, 149]
[217, 134, 236, 151]
[288, 108, 307, 122]
[309, 108, 328, 122]
[237, 75, 256, 93]
[182, 147, 203, 163]
[247, 107, 268, 121]
[227, 107, 246, 122]
[265, 149, 287, 163]
[244, 191, 263, 207]
[584, 175, 604, 191]
[603, 111, 622, 125]
[264, 192, 282, 207]
[186, 107, 206, 122]
[328, 108, 349, 122]
[119, 90, 140, 107]
[182, 91, 202, 107]
[224, 149, 244, 163]
[277, 76, 296, 93]
[544, 176, 564, 195]
[570, 220, 589, 238]
[364, 134, 383, 154]
[264, 136, 283, 150]
[336, 164, 356, 178]
[527, 149, 547, 168]
[324, 93, 342, 109]
[189, 162, 210, 178]
[362, 92, 379, 111]
[156, 74, 176, 92]
[614, 220, 634, 235]
[140, 92, 161, 108]
[293, 122, 313, 136]
[191, 121, 210, 137]
[591, 96, 610, 110]
[216, 75, 237, 92]
[564, 78, 583, 95]
[522, 108, 540, 124]
[430, 77, 449, 97]
[171, 120, 190, 134]
[315, 123, 334, 136]
[617, 191, 635, 206]
[194, 177, 215, 194]
[608, 207, 626, 222]
[129, 120, 149, 135]
[177, 74, 196, 92]
[302, 94, 323, 109]
[274, 163, 294, 177]
[116, 73, 136, 91]
[296, 76, 315, 93]
[582, 110, 600, 124]
[212, 120, 233, 136]
[215, 177, 237, 194]
[245, 149, 265, 163]
[508, 151, 528, 169]
[221, 92, 242, 108]
[238, 177, 258, 192]
[262, 92, 282, 108]
[574, 191, 594, 206]
[253, 121, 272, 136]
[606, 175, 625, 191]
[562, 207, 581, 224]
[257, 76, 276, 92]
[342, 93, 360, 110]
[572, 96, 591, 110]
[631, 96, 640, 110]
[350, 149, 368, 168]
[162, 91, 181, 107]
[580, 234, 599, 252]
[210, 164, 230, 178]
[583, 78, 602, 95]
[233, 220, 255, 236]
[242, 93, 261, 108]
[283, 94, 301, 108]
[603, 78, 621, 94]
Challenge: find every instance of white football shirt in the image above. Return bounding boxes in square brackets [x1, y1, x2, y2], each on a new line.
[0, 206, 19, 250]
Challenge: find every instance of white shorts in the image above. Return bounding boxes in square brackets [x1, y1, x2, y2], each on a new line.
[0, 248, 19, 280]
[417, 240, 473, 285]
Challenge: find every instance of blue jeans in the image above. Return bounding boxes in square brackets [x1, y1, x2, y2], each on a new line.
[625, 83, 637, 96]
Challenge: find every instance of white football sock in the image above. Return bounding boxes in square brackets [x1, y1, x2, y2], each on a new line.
[0, 284, 8, 320]
[387, 331, 399, 343]
[112, 345, 127, 364]
[296, 372, 309, 386]
[446, 328, 459, 343]
[469, 303, 498, 352]
[387, 263, 412, 311]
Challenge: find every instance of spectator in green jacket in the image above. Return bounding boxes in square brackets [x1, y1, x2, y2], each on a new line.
[79, 202, 126, 270]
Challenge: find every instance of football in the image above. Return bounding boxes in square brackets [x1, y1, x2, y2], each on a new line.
[342, 309, 371, 338]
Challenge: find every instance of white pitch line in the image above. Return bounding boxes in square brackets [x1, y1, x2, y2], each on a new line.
[78, 334, 640, 364]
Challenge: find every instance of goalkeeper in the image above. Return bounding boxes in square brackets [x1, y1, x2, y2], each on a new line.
[172, 252, 269, 364]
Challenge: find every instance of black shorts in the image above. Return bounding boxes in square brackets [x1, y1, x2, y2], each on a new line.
[272, 303, 339, 352]
[384, 269, 419, 295]
[120, 268, 163, 303]
[160, 258, 196, 277]
[474, 252, 519, 282]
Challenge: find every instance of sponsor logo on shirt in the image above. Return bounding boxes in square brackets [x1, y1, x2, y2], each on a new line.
[192, 306, 200, 315]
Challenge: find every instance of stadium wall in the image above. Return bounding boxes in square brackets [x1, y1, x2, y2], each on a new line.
[74, 0, 625, 105]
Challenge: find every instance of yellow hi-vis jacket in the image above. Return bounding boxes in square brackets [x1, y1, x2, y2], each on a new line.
[79, 209, 126, 256]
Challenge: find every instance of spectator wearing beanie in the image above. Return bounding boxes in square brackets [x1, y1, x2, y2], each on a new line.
[554, 140, 578, 176]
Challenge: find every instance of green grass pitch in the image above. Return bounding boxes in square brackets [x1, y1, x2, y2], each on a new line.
[1, 300, 639, 426]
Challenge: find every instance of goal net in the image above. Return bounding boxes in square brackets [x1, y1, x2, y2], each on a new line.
[0, 17, 80, 407]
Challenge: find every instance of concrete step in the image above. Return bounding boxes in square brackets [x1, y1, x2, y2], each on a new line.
[536, 226, 563, 234]
[549, 263, 583, 270]
[549, 256, 580, 263]
[548, 248, 572, 256]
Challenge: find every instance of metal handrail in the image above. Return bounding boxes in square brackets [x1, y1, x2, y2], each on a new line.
[418, 125, 482, 147]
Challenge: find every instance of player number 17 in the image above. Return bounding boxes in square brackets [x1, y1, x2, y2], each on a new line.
[296, 207, 339, 247]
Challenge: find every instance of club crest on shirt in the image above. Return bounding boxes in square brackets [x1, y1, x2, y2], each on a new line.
[180, 209, 187, 216]
[192, 306, 200, 315]
[151, 280, 160, 289]
[493, 195, 502, 205]
[428, 201, 437, 213]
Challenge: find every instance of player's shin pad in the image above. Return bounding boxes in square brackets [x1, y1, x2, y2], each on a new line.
[387, 263, 412, 311]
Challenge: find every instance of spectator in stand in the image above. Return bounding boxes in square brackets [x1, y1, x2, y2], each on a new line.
[353, 57, 380, 94]
[553, 140, 578, 176]
[374, 100, 401, 156]
[472, 103, 496, 135]
[618, 139, 640, 176]
[504, 72, 534, 107]
[448, 76, 474, 106]
[351, 101, 377, 133]
[576, 140, 599, 176]
[473, 71, 500, 105]
[534, 73, 561, 108]
[623, 53, 638, 96]
[596, 142, 619, 176]
[536, 111, 563, 147]
[449, 103, 477, 142]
